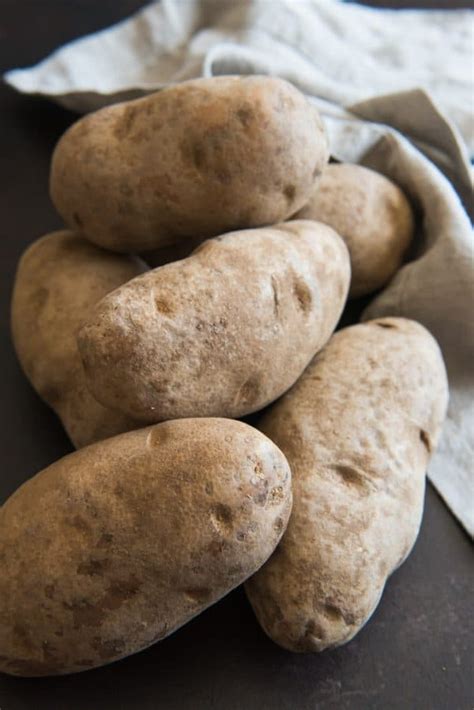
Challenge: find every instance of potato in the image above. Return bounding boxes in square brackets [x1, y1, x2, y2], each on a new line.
[245, 318, 448, 652]
[294, 164, 414, 298]
[11, 231, 147, 448]
[50, 76, 329, 253]
[0, 418, 292, 676]
[78, 220, 350, 423]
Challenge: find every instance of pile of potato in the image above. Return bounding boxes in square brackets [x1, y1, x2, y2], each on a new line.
[1, 76, 448, 677]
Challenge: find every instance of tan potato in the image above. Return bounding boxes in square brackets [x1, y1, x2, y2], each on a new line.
[295, 164, 414, 298]
[78, 220, 350, 423]
[11, 231, 147, 448]
[245, 318, 448, 652]
[50, 76, 329, 253]
[0, 418, 292, 676]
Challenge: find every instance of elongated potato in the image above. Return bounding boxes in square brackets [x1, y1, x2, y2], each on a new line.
[11, 231, 147, 448]
[246, 318, 448, 652]
[295, 164, 414, 298]
[78, 220, 350, 423]
[0, 418, 292, 676]
[50, 76, 329, 252]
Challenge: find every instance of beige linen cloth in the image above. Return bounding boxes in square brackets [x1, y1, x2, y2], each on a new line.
[5, 0, 474, 535]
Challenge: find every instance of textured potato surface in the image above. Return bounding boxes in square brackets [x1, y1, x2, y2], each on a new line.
[0, 418, 292, 676]
[11, 231, 147, 447]
[245, 318, 448, 652]
[50, 76, 329, 252]
[295, 163, 414, 297]
[78, 220, 350, 423]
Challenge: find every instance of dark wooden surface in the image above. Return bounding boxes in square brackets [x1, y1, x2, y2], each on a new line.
[0, 2, 472, 709]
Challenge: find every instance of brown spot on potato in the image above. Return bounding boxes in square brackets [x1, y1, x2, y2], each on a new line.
[304, 619, 320, 639]
[41, 640, 57, 662]
[253, 491, 268, 507]
[64, 575, 141, 629]
[119, 182, 133, 197]
[227, 565, 244, 577]
[273, 517, 284, 534]
[146, 426, 170, 449]
[210, 504, 234, 535]
[236, 106, 254, 128]
[77, 558, 107, 576]
[117, 200, 134, 217]
[73, 212, 83, 228]
[184, 587, 212, 604]
[323, 603, 344, 622]
[191, 143, 206, 170]
[207, 538, 226, 557]
[271, 275, 280, 318]
[263, 595, 284, 623]
[97, 532, 114, 547]
[114, 484, 126, 499]
[69, 515, 90, 534]
[292, 277, 312, 313]
[44, 584, 55, 599]
[41, 383, 61, 406]
[215, 169, 232, 185]
[283, 184, 296, 202]
[155, 297, 173, 315]
[419, 429, 432, 453]
[330, 464, 370, 492]
[375, 321, 397, 329]
[269, 486, 284, 505]
[205, 481, 214, 496]
[151, 624, 169, 643]
[63, 600, 104, 628]
[91, 637, 125, 660]
[105, 576, 141, 607]
[114, 105, 140, 140]
[236, 376, 261, 406]
[13, 625, 33, 652]
[32, 286, 49, 311]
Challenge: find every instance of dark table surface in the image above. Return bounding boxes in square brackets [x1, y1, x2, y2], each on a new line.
[0, 2, 473, 709]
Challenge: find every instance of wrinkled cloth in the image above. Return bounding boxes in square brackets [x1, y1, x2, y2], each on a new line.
[4, 0, 474, 535]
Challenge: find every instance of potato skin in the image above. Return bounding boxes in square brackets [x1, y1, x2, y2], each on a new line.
[245, 318, 448, 652]
[50, 76, 329, 252]
[11, 231, 147, 448]
[295, 164, 414, 298]
[0, 418, 292, 676]
[78, 220, 350, 423]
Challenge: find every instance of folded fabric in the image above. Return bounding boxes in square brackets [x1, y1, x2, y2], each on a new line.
[5, 0, 474, 155]
[4, 0, 474, 534]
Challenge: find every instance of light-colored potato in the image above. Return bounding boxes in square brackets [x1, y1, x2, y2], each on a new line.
[50, 76, 329, 253]
[78, 220, 350, 423]
[0, 418, 292, 676]
[11, 231, 147, 448]
[295, 164, 414, 298]
[246, 318, 448, 652]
